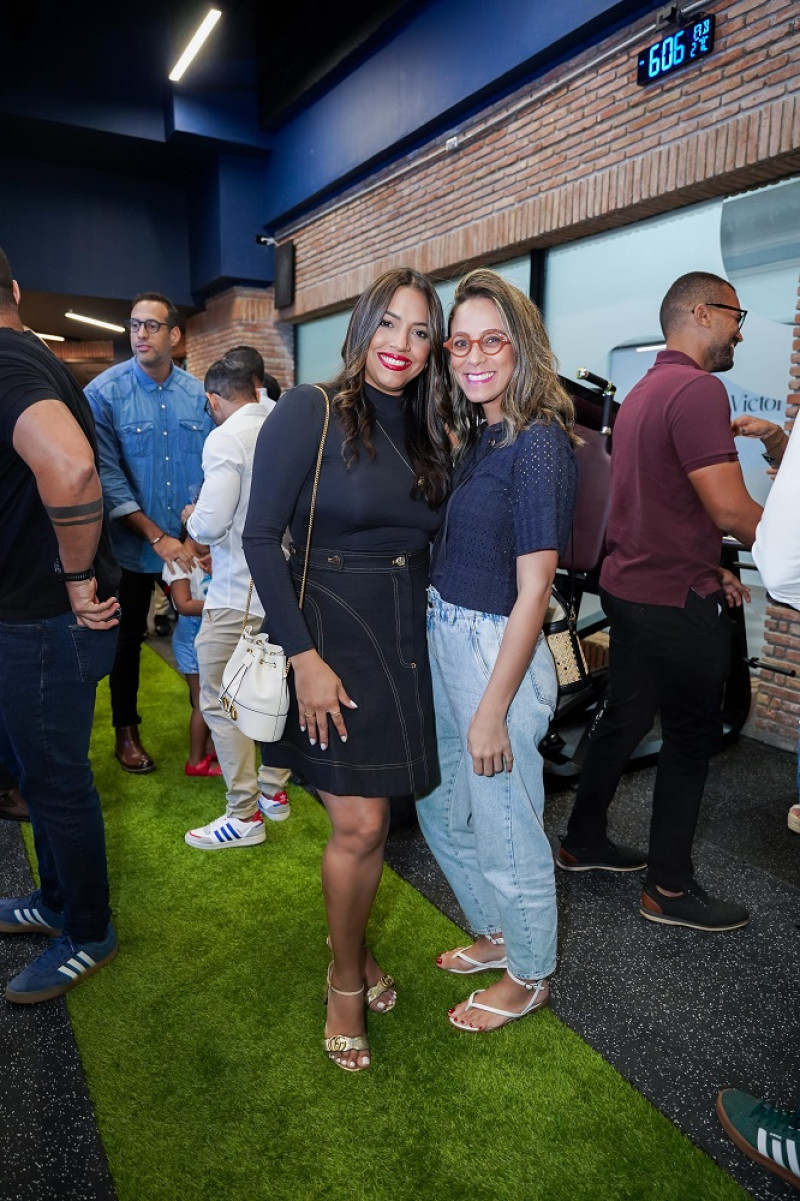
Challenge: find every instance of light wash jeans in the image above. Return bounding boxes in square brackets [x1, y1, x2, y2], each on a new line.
[416, 588, 558, 980]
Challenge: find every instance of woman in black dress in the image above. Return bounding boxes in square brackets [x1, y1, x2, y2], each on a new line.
[243, 268, 450, 1071]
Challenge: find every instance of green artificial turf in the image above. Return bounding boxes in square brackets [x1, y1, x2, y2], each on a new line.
[31, 648, 746, 1200]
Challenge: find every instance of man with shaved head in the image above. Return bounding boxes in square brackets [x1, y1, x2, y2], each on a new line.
[559, 271, 763, 932]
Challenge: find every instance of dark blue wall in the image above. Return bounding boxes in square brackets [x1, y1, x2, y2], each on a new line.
[0, 156, 193, 303]
[261, 0, 660, 226]
[1, 0, 660, 304]
[189, 155, 275, 296]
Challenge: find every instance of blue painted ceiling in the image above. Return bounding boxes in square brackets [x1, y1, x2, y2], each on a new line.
[0, 0, 661, 335]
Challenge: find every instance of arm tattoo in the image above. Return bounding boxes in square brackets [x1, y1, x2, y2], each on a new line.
[45, 498, 103, 527]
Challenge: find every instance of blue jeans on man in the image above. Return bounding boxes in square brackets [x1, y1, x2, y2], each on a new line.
[0, 612, 117, 941]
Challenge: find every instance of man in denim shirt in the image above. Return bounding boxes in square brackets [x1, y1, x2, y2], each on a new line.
[86, 292, 209, 773]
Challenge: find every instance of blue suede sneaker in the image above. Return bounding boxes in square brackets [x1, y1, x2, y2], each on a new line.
[0, 889, 63, 937]
[5, 923, 118, 1004]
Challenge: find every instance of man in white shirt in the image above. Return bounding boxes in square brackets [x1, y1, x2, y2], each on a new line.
[732, 414, 799, 836]
[221, 344, 281, 415]
[182, 359, 290, 850]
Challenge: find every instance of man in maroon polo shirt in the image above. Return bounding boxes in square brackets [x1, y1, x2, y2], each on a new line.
[558, 271, 763, 932]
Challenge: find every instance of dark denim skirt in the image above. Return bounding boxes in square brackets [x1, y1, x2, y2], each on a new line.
[260, 546, 438, 797]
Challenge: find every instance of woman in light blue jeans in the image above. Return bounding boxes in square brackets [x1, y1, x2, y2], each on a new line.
[417, 269, 578, 1032]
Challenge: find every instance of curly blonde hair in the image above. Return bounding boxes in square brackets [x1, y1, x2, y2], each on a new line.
[446, 268, 578, 456]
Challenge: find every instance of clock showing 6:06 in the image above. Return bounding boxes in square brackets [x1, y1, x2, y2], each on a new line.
[637, 14, 716, 86]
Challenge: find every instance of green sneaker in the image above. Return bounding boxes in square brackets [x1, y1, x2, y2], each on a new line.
[716, 1089, 800, 1187]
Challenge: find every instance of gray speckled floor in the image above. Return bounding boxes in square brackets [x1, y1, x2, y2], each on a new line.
[0, 819, 116, 1201]
[386, 736, 800, 1201]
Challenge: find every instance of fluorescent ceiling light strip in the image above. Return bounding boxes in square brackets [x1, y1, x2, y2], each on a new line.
[636, 342, 667, 352]
[169, 9, 222, 82]
[34, 332, 65, 342]
[65, 311, 126, 333]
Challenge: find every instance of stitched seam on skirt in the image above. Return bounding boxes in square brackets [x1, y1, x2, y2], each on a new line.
[299, 576, 414, 768]
[389, 576, 420, 783]
[302, 593, 324, 660]
[267, 740, 429, 772]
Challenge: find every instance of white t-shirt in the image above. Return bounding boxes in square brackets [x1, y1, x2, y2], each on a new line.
[752, 425, 800, 610]
[162, 560, 211, 604]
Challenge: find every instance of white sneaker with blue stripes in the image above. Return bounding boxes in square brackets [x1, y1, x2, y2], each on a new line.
[184, 811, 266, 850]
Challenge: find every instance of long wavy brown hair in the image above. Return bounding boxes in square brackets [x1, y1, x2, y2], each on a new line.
[446, 269, 579, 457]
[325, 268, 451, 508]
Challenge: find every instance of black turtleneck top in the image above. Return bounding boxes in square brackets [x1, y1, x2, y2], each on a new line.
[243, 382, 442, 656]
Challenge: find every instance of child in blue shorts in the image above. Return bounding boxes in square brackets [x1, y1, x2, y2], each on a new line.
[163, 553, 220, 777]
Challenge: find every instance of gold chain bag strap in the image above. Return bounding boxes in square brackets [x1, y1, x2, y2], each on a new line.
[219, 386, 331, 741]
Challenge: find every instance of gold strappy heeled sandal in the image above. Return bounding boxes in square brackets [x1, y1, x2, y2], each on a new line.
[323, 962, 370, 1072]
[326, 935, 396, 1015]
[365, 972, 395, 1013]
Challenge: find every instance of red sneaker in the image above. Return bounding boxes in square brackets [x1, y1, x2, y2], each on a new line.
[185, 754, 223, 778]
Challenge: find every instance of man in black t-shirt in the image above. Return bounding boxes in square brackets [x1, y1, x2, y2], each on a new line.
[0, 247, 121, 1004]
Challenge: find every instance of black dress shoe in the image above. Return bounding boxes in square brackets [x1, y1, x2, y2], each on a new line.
[0, 787, 30, 822]
[114, 726, 156, 774]
[153, 615, 173, 637]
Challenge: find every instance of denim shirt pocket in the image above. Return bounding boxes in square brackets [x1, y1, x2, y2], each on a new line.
[120, 420, 154, 458]
[179, 419, 205, 456]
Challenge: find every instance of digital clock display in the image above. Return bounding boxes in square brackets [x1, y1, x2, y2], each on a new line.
[636, 15, 716, 86]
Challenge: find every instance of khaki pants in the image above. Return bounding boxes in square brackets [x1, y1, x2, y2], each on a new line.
[196, 607, 289, 819]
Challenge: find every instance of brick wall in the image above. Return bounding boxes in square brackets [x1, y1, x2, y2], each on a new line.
[753, 278, 800, 750]
[184, 286, 295, 391]
[276, 0, 799, 320]
[49, 338, 114, 387]
[50, 339, 113, 362]
[260, 0, 799, 748]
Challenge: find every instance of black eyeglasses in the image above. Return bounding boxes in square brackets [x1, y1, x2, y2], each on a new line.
[698, 302, 748, 329]
[124, 318, 173, 335]
[444, 330, 512, 357]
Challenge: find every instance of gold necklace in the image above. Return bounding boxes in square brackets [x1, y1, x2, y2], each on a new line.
[374, 418, 424, 488]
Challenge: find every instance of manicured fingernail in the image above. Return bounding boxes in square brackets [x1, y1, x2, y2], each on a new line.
[320, 743, 327, 751]
[341, 735, 347, 743]
[309, 738, 316, 746]
[299, 725, 306, 733]
[349, 701, 358, 708]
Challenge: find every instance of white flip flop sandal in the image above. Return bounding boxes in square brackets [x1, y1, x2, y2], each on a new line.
[448, 973, 549, 1032]
[436, 934, 507, 974]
